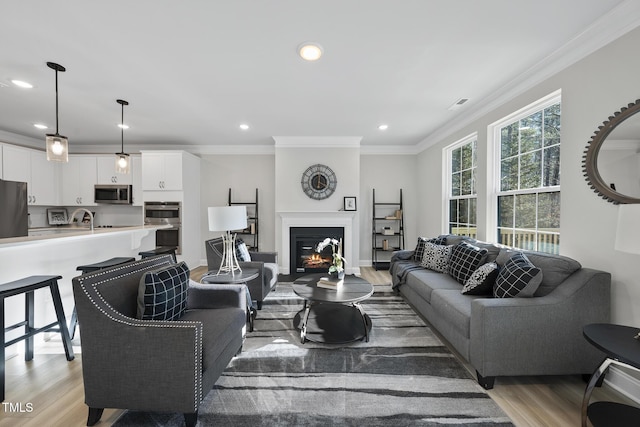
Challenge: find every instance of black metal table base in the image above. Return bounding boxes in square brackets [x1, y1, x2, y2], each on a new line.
[294, 302, 372, 344]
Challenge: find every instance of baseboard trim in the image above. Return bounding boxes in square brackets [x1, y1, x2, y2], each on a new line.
[605, 366, 640, 405]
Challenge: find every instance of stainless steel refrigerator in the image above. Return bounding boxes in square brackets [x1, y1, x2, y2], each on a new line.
[0, 179, 28, 238]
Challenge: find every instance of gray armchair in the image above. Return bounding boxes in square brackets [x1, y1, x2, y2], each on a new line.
[205, 237, 278, 309]
[72, 255, 246, 427]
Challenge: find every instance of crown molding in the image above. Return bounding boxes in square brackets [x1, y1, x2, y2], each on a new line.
[0, 130, 42, 150]
[273, 136, 362, 148]
[185, 144, 275, 155]
[360, 144, 419, 155]
[415, 0, 640, 154]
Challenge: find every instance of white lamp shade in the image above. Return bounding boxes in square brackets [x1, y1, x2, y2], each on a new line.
[615, 204, 640, 254]
[208, 206, 247, 232]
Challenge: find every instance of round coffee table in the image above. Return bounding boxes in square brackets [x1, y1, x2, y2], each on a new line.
[292, 273, 374, 344]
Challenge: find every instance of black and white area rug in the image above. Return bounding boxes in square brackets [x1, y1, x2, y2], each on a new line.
[114, 283, 513, 426]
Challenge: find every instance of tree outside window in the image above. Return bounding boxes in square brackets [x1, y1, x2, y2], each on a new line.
[447, 136, 477, 238]
[497, 102, 561, 254]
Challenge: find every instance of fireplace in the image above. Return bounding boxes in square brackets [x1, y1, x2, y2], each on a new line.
[290, 227, 344, 274]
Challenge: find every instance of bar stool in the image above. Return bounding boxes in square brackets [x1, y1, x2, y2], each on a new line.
[139, 246, 177, 262]
[1, 275, 75, 401]
[69, 257, 136, 339]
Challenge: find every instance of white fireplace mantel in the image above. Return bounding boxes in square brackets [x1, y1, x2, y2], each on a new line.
[278, 211, 359, 276]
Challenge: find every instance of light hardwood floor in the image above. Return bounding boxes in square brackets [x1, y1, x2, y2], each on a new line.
[0, 266, 624, 426]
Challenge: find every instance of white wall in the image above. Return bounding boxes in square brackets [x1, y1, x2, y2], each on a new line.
[415, 26, 640, 326]
[199, 154, 276, 263]
[359, 155, 417, 264]
[274, 144, 360, 272]
[199, 150, 420, 270]
[274, 146, 360, 212]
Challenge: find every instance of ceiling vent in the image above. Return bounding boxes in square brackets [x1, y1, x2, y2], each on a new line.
[448, 98, 470, 111]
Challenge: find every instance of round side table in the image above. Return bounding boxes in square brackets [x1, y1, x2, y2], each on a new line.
[582, 323, 640, 427]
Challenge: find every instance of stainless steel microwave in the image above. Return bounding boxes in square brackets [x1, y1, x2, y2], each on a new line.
[94, 185, 132, 204]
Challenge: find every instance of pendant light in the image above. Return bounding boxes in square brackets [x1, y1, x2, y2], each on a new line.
[115, 99, 130, 174]
[45, 62, 69, 162]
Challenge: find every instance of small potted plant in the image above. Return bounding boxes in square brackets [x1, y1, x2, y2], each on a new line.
[316, 237, 346, 280]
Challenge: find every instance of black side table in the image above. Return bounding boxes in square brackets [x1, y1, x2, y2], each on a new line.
[201, 268, 259, 332]
[582, 323, 640, 427]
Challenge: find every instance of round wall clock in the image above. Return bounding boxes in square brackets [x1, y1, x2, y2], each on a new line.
[301, 164, 337, 200]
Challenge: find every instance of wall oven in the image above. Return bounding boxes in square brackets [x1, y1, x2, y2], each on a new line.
[144, 201, 182, 255]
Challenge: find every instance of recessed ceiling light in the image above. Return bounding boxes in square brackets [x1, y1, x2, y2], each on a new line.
[239, 123, 250, 130]
[33, 123, 48, 129]
[117, 124, 129, 129]
[11, 79, 33, 89]
[298, 43, 323, 61]
[378, 124, 389, 131]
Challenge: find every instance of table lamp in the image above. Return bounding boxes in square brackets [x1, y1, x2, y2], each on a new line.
[208, 206, 247, 275]
[615, 204, 640, 254]
[614, 204, 640, 339]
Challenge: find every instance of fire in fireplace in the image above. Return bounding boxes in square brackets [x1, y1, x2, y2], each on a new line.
[303, 252, 332, 269]
[290, 227, 345, 274]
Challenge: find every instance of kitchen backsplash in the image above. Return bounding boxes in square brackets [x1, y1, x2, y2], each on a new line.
[28, 205, 144, 228]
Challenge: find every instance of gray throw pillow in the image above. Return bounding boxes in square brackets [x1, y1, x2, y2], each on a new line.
[420, 242, 453, 273]
[493, 253, 542, 298]
[137, 261, 190, 320]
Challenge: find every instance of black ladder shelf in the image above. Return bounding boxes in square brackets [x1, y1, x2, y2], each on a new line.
[228, 188, 259, 251]
[372, 189, 404, 270]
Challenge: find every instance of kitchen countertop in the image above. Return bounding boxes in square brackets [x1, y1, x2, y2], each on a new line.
[0, 224, 171, 248]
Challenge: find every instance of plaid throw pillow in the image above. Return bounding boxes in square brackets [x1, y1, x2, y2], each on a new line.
[448, 241, 488, 284]
[137, 261, 190, 320]
[493, 253, 542, 298]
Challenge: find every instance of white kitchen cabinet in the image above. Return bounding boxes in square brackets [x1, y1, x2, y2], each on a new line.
[141, 152, 183, 191]
[60, 155, 97, 206]
[2, 145, 58, 206]
[96, 155, 133, 185]
[30, 151, 58, 206]
[131, 155, 142, 206]
[2, 145, 30, 183]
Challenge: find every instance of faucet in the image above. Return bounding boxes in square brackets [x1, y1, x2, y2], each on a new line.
[69, 208, 94, 231]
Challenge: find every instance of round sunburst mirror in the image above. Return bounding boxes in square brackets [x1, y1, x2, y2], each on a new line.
[583, 99, 640, 204]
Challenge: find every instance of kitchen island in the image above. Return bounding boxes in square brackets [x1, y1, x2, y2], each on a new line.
[0, 224, 169, 358]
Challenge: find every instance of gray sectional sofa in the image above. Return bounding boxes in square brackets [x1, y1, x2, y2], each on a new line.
[390, 234, 611, 389]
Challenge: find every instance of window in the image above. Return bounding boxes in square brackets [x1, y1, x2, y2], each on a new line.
[491, 92, 561, 254]
[446, 134, 477, 238]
